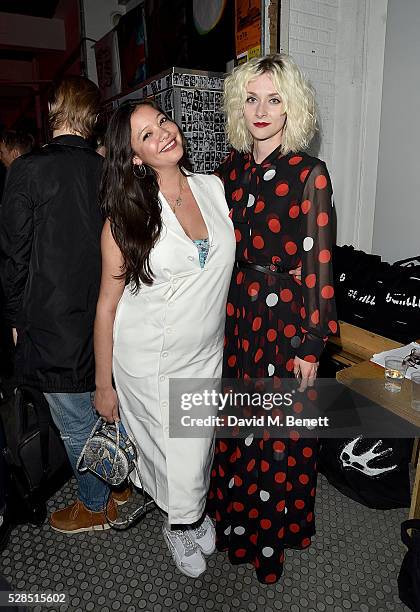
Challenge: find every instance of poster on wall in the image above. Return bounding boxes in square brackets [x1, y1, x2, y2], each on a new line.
[117, 4, 147, 92]
[235, 0, 262, 60]
[94, 30, 121, 100]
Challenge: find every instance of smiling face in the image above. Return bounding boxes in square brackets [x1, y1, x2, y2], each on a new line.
[243, 72, 287, 150]
[130, 104, 183, 172]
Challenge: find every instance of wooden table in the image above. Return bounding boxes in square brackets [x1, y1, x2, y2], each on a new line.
[332, 325, 420, 519]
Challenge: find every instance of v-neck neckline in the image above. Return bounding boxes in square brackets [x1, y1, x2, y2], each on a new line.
[160, 174, 211, 245]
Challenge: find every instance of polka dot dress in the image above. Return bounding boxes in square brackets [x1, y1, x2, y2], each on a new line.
[207, 147, 337, 584]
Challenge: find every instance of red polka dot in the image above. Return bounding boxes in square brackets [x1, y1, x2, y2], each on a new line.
[242, 339, 250, 351]
[303, 447, 313, 458]
[328, 320, 338, 334]
[299, 474, 310, 485]
[265, 574, 278, 584]
[284, 324, 296, 338]
[315, 174, 327, 189]
[289, 523, 300, 533]
[261, 460, 270, 472]
[317, 212, 329, 227]
[252, 317, 262, 331]
[227, 303, 234, 316]
[234, 229, 241, 242]
[233, 502, 244, 512]
[310, 309, 320, 324]
[289, 205, 300, 219]
[253, 235, 265, 249]
[236, 271, 244, 284]
[230, 169, 237, 180]
[255, 199, 265, 213]
[268, 218, 281, 233]
[300, 168, 310, 182]
[277, 505, 285, 518]
[285, 241, 297, 255]
[275, 182, 289, 196]
[227, 355, 236, 367]
[244, 161, 251, 170]
[235, 548, 247, 558]
[319, 249, 331, 263]
[301, 199, 311, 214]
[321, 285, 334, 299]
[219, 441, 228, 452]
[289, 155, 303, 165]
[218, 465, 225, 477]
[267, 329, 277, 342]
[232, 188, 243, 201]
[286, 482, 293, 492]
[280, 289, 293, 303]
[248, 281, 260, 297]
[247, 459, 256, 472]
[305, 274, 316, 288]
[248, 484, 257, 495]
[260, 519, 271, 530]
[273, 441, 285, 452]
[254, 348, 263, 363]
[306, 513, 313, 522]
[293, 401, 303, 414]
[286, 358, 295, 372]
[249, 508, 258, 518]
[288, 456, 297, 467]
[295, 499, 305, 510]
[234, 475, 243, 486]
[300, 306, 306, 319]
[301, 537, 311, 547]
[217, 488, 223, 500]
[250, 534, 258, 545]
[275, 471, 286, 483]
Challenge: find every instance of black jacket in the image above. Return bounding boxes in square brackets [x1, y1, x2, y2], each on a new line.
[0, 135, 103, 392]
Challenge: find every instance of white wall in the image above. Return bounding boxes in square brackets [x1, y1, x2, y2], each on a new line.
[372, 0, 420, 262]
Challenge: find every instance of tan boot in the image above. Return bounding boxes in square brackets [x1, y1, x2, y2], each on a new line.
[49, 498, 117, 533]
[112, 484, 132, 506]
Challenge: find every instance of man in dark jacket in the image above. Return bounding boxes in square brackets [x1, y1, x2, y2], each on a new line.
[0, 76, 119, 532]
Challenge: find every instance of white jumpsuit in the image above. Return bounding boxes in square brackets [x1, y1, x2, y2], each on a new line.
[113, 173, 235, 524]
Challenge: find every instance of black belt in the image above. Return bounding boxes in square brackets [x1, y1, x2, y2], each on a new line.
[235, 261, 291, 278]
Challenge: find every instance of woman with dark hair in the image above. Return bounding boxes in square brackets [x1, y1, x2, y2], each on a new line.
[207, 54, 337, 584]
[94, 99, 235, 577]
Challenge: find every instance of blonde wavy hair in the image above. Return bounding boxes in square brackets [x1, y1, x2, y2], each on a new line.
[223, 54, 317, 155]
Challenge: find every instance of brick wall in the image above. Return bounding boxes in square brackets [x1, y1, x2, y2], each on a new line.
[288, 0, 338, 165]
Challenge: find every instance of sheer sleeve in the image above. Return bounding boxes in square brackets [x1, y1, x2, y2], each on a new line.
[296, 162, 337, 362]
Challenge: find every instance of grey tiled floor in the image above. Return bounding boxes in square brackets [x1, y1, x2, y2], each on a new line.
[0, 474, 410, 611]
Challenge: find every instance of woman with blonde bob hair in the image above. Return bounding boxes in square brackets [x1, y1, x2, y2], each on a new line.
[207, 54, 337, 584]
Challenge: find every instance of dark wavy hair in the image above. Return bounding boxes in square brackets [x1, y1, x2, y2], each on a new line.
[100, 99, 191, 291]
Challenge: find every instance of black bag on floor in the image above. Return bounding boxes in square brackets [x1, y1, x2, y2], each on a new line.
[319, 436, 411, 509]
[0, 386, 71, 524]
[398, 519, 420, 611]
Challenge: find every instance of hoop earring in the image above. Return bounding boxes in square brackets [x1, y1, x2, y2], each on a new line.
[133, 164, 146, 179]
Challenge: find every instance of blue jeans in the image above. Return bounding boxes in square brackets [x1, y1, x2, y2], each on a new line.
[44, 392, 109, 512]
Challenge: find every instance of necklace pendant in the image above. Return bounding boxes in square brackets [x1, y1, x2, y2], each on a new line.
[175, 197, 182, 207]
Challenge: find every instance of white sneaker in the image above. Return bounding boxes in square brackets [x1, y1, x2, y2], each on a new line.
[162, 524, 206, 578]
[189, 515, 216, 555]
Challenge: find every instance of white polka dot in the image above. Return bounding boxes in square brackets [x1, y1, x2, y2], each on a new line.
[266, 293, 278, 307]
[260, 490, 270, 501]
[263, 169, 276, 181]
[247, 194, 255, 207]
[228, 477, 234, 488]
[224, 525, 231, 535]
[285, 506, 288, 514]
[245, 433, 254, 446]
[267, 363, 275, 376]
[234, 526, 245, 535]
[303, 236, 314, 251]
[262, 546, 274, 558]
